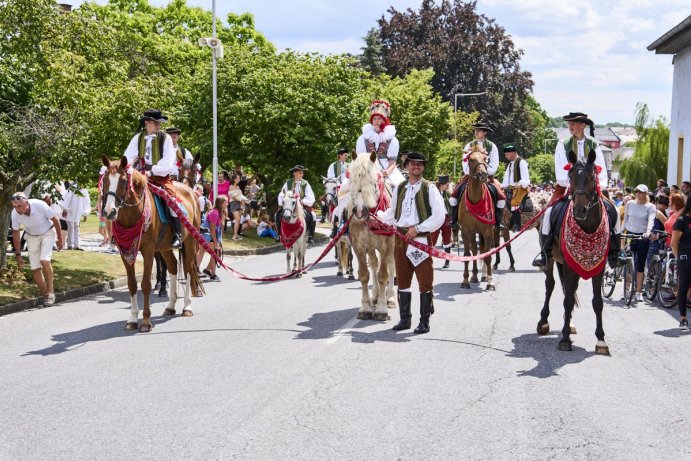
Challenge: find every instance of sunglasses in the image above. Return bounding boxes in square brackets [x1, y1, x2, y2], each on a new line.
[10, 195, 26, 201]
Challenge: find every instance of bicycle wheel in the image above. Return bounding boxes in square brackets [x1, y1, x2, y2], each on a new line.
[623, 261, 636, 307]
[658, 259, 678, 309]
[644, 256, 660, 301]
[601, 262, 617, 299]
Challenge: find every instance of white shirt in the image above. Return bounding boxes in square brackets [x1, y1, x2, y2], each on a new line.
[12, 199, 56, 236]
[60, 187, 91, 222]
[462, 140, 499, 176]
[355, 124, 399, 171]
[378, 180, 446, 233]
[501, 157, 530, 189]
[172, 144, 194, 177]
[123, 131, 177, 177]
[554, 137, 608, 188]
[327, 161, 348, 183]
[623, 201, 656, 234]
[278, 180, 316, 207]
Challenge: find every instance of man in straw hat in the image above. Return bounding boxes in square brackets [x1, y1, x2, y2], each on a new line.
[277, 165, 317, 244]
[123, 109, 182, 248]
[532, 112, 609, 267]
[377, 152, 446, 334]
[501, 143, 530, 232]
[356, 99, 400, 183]
[449, 121, 506, 230]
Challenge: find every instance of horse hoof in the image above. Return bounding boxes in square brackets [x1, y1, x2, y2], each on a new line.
[372, 298, 378, 306]
[337, 271, 343, 276]
[595, 344, 610, 355]
[570, 326, 577, 335]
[357, 311, 373, 320]
[508, 266, 515, 272]
[348, 275, 355, 280]
[139, 324, 153, 333]
[372, 312, 390, 321]
[297, 273, 303, 278]
[492, 264, 498, 270]
[557, 340, 572, 351]
[163, 308, 176, 316]
[125, 322, 138, 330]
[486, 284, 496, 291]
[181, 310, 193, 317]
[461, 282, 471, 289]
[387, 300, 398, 309]
[481, 276, 487, 283]
[537, 323, 550, 335]
[470, 277, 479, 283]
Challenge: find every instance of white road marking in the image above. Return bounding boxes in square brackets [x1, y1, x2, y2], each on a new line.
[324, 316, 361, 345]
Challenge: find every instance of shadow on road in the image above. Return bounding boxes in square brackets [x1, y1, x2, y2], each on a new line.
[507, 332, 601, 378]
[435, 282, 484, 302]
[21, 315, 176, 356]
[295, 307, 412, 343]
[653, 328, 690, 338]
[311, 275, 357, 288]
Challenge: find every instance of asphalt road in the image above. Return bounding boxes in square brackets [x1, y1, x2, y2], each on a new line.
[1, 233, 688, 460]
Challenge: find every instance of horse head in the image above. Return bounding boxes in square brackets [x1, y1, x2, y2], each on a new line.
[321, 176, 338, 207]
[567, 149, 599, 222]
[281, 194, 302, 224]
[466, 148, 488, 183]
[348, 152, 379, 221]
[101, 155, 143, 221]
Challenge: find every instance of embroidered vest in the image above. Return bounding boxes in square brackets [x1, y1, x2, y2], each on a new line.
[471, 139, 495, 153]
[511, 156, 526, 183]
[564, 136, 598, 160]
[395, 179, 433, 223]
[364, 138, 391, 160]
[442, 190, 451, 215]
[330, 161, 349, 178]
[137, 131, 166, 165]
[286, 179, 308, 199]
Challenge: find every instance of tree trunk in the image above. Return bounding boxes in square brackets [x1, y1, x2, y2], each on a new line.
[0, 191, 13, 270]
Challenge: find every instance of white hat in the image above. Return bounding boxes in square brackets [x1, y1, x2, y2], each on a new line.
[634, 184, 649, 193]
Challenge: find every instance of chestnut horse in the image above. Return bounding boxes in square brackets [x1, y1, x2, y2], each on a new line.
[101, 155, 202, 332]
[458, 149, 496, 290]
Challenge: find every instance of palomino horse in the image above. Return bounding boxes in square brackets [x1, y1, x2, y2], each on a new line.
[492, 191, 546, 272]
[537, 149, 610, 354]
[348, 151, 397, 320]
[281, 194, 308, 276]
[458, 149, 496, 290]
[101, 155, 202, 332]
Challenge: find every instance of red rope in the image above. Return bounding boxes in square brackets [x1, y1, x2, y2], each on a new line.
[112, 192, 150, 265]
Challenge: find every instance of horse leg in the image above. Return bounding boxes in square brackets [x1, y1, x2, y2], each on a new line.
[368, 249, 379, 305]
[162, 250, 178, 317]
[181, 241, 195, 316]
[537, 260, 555, 335]
[484, 237, 495, 291]
[461, 235, 471, 289]
[286, 248, 291, 274]
[372, 254, 391, 321]
[139, 250, 155, 333]
[354, 248, 373, 319]
[493, 229, 500, 270]
[470, 238, 479, 283]
[336, 242, 344, 276]
[559, 269, 579, 351]
[386, 251, 398, 309]
[505, 229, 515, 272]
[123, 257, 139, 330]
[592, 273, 609, 354]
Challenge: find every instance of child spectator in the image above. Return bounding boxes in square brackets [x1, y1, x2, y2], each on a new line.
[256, 214, 277, 239]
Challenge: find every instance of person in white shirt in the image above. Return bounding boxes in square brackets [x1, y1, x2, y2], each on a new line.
[123, 109, 182, 248]
[500, 143, 530, 232]
[277, 165, 317, 244]
[377, 152, 446, 334]
[59, 182, 91, 250]
[355, 99, 400, 182]
[327, 147, 350, 184]
[11, 192, 64, 306]
[165, 126, 194, 181]
[533, 112, 609, 267]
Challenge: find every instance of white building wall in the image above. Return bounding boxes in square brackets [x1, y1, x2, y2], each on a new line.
[668, 46, 691, 186]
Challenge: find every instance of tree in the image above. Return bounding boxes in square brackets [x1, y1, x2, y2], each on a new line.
[619, 103, 669, 188]
[527, 154, 556, 184]
[359, 28, 386, 76]
[377, 0, 535, 152]
[434, 110, 479, 180]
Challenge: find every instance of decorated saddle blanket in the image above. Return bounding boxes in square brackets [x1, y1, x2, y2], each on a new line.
[153, 194, 189, 224]
[558, 200, 610, 279]
[280, 218, 305, 249]
[462, 182, 496, 225]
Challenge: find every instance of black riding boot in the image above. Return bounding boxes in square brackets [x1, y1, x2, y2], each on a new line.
[171, 217, 182, 249]
[532, 232, 554, 268]
[275, 210, 282, 242]
[330, 216, 339, 239]
[443, 247, 451, 269]
[511, 209, 522, 232]
[495, 206, 504, 230]
[449, 205, 458, 229]
[308, 215, 316, 245]
[414, 291, 433, 334]
[393, 290, 412, 330]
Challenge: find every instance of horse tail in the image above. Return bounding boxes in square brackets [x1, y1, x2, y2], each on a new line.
[184, 239, 205, 297]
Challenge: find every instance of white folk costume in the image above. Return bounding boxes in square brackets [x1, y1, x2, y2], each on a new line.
[355, 99, 402, 186]
[327, 157, 349, 184]
[276, 165, 317, 243]
[377, 152, 445, 335]
[59, 183, 91, 250]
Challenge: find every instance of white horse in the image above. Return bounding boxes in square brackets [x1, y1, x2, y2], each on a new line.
[281, 194, 308, 276]
[348, 151, 397, 320]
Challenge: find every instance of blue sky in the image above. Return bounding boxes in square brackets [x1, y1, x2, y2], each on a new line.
[73, 1, 690, 124]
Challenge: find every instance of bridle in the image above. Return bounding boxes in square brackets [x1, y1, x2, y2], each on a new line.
[468, 155, 488, 181]
[282, 194, 300, 222]
[569, 164, 599, 221]
[104, 169, 146, 218]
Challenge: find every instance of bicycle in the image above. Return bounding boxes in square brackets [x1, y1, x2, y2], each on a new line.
[643, 231, 670, 302]
[618, 233, 646, 307]
[656, 246, 678, 309]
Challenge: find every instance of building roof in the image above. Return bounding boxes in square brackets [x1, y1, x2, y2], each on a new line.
[554, 127, 620, 144]
[648, 14, 691, 54]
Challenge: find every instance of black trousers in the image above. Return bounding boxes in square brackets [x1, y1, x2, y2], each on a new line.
[677, 253, 691, 317]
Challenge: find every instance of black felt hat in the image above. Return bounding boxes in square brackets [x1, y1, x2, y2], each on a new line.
[140, 109, 168, 123]
[503, 143, 517, 153]
[437, 175, 450, 184]
[562, 112, 593, 125]
[471, 121, 493, 133]
[403, 152, 427, 167]
[336, 147, 348, 156]
[165, 126, 181, 134]
[289, 165, 308, 174]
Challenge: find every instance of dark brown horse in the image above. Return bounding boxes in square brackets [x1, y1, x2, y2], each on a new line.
[101, 155, 202, 332]
[536, 149, 609, 354]
[458, 149, 496, 290]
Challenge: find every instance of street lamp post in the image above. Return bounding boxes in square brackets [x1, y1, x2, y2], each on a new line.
[453, 92, 486, 179]
[211, 0, 218, 200]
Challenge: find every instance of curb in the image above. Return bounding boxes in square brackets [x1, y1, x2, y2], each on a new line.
[0, 274, 144, 318]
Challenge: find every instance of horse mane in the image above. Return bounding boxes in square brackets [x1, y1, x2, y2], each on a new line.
[348, 152, 379, 210]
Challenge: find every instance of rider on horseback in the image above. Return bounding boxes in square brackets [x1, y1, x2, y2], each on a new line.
[277, 165, 316, 245]
[449, 121, 506, 230]
[501, 143, 530, 232]
[165, 126, 194, 182]
[532, 112, 610, 267]
[123, 109, 183, 249]
[356, 99, 400, 184]
[327, 147, 349, 237]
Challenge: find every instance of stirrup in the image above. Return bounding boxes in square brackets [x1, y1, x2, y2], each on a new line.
[532, 252, 547, 267]
[172, 234, 182, 249]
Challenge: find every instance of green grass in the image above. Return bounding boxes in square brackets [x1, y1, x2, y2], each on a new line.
[0, 251, 142, 306]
